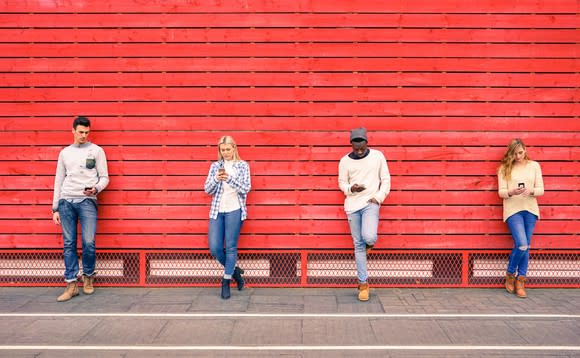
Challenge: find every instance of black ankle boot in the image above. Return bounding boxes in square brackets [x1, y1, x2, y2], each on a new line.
[232, 266, 245, 291]
[221, 278, 231, 299]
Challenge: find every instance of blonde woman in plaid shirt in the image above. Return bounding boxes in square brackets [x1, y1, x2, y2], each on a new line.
[204, 136, 251, 299]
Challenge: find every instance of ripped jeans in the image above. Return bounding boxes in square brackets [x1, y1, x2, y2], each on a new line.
[347, 202, 380, 283]
[506, 210, 537, 277]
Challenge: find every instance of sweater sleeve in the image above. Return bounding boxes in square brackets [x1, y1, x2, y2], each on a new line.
[94, 146, 109, 194]
[374, 152, 391, 204]
[532, 161, 545, 197]
[497, 168, 509, 199]
[338, 157, 352, 196]
[52, 150, 66, 212]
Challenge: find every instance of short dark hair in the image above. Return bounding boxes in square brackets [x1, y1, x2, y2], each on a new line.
[73, 116, 90, 129]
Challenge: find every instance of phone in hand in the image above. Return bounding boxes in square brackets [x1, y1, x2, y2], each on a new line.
[218, 168, 225, 174]
[518, 183, 525, 189]
[84, 187, 92, 191]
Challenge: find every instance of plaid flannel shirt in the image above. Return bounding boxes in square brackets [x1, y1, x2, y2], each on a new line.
[204, 160, 251, 220]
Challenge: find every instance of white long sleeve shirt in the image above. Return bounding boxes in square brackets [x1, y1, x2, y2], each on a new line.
[52, 142, 109, 212]
[338, 148, 391, 214]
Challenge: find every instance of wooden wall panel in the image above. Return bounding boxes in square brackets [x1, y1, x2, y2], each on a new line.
[0, 0, 578, 252]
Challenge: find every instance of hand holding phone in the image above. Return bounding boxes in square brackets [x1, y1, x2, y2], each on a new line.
[217, 168, 227, 181]
[83, 187, 95, 195]
[518, 182, 525, 189]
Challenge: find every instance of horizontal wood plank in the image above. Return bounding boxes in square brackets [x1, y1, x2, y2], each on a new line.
[2, 160, 578, 177]
[1, 146, 577, 162]
[2, 190, 579, 206]
[0, 233, 576, 250]
[3, 87, 578, 103]
[2, 117, 580, 132]
[1, 101, 578, 117]
[3, 73, 578, 88]
[2, 0, 578, 14]
[0, 219, 576, 235]
[2, 43, 577, 58]
[2, 28, 578, 43]
[2, 58, 578, 73]
[2, 13, 578, 28]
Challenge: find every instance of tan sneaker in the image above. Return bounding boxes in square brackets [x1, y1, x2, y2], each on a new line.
[82, 275, 95, 295]
[57, 282, 79, 302]
[358, 282, 370, 301]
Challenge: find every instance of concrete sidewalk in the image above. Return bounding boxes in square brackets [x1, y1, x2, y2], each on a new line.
[0, 286, 578, 357]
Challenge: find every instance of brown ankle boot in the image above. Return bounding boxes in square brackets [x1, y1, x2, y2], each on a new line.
[515, 276, 527, 298]
[57, 282, 79, 302]
[82, 275, 95, 295]
[505, 273, 516, 294]
[358, 282, 370, 301]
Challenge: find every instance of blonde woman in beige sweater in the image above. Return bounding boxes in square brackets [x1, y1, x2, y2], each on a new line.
[497, 138, 544, 298]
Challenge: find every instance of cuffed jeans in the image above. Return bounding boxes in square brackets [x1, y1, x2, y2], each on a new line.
[58, 199, 98, 282]
[347, 202, 380, 283]
[506, 210, 538, 277]
[208, 209, 242, 278]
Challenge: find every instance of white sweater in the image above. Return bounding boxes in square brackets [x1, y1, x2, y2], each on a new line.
[52, 142, 109, 212]
[338, 148, 391, 214]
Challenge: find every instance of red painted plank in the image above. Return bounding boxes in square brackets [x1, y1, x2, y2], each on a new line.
[2, 0, 577, 13]
[2, 117, 579, 132]
[0, 219, 576, 235]
[2, 13, 578, 28]
[3, 73, 578, 88]
[1, 130, 579, 148]
[2, 145, 577, 162]
[3, 159, 579, 178]
[3, 189, 579, 207]
[2, 58, 578, 73]
[2, 174, 577, 191]
[2, 43, 576, 58]
[2, 28, 578, 43]
[3, 87, 578, 103]
[0, 233, 577, 250]
[5, 205, 579, 221]
[2, 101, 577, 117]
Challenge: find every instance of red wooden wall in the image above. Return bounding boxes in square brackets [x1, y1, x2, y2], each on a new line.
[0, 1, 578, 285]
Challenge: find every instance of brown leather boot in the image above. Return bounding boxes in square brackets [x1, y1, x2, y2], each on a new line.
[358, 282, 370, 301]
[505, 273, 516, 294]
[82, 275, 95, 295]
[57, 282, 79, 302]
[515, 276, 527, 298]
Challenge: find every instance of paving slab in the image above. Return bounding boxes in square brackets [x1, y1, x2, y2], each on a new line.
[0, 287, 577, 358]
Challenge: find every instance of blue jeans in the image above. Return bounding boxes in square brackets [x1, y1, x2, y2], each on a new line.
[58, 199, 98, 282]
[208, 209, 242, 278]
[506, 210, 538, 277]
[347, 203, 380, 283]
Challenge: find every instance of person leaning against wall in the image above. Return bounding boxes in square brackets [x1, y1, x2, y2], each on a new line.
[51, 116, 109, 302]
[204, 136, 251, 299]
[338, 127, 391, 302]
[497, 138, 544, 298]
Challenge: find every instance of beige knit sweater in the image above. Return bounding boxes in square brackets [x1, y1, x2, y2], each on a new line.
[497, 160, 544, 222]
[339, 148, 391, 214]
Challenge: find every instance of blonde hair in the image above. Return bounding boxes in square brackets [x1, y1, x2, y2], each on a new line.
[498, 138, 530, 180]
[217, 135, 242, 161]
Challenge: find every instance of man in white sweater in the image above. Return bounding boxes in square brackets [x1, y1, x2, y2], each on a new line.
[338, 127, 390, 301]
[52, 117, 109, 302]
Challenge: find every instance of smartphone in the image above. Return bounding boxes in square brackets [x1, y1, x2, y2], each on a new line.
[84, 187, 92, 191]
[218, 168, 226, 174]
[518, 183, 525, 189]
